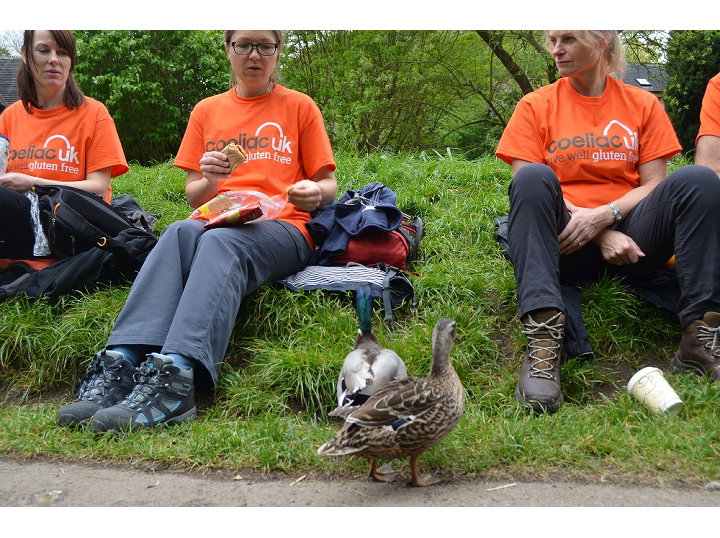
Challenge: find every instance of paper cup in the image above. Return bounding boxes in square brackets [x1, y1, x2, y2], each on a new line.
[627, 367, 683, 416]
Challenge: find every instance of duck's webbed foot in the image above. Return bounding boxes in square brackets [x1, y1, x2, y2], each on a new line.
[369, 459, 399, 482]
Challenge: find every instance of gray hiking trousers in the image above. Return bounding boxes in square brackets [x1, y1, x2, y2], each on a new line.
[107, 218, 312, 389]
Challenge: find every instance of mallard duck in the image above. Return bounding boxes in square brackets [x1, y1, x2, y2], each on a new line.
[318, 317, 464, 487]
[334, 284, 407, 410]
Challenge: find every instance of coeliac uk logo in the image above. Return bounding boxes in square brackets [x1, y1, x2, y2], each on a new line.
[9, 134, 81, 174]
[207, 122, 294, 166]
[547, 120, 639, 165]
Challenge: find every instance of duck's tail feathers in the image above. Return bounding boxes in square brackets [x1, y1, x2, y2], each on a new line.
[317, 439, 363, 456]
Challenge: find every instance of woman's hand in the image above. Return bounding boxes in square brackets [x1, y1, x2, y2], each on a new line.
[199, 151, 232, 185]
[559, 204, 645, 264]
[558, 199, 613, 254]
[187, 151, 233, 208]
[0, 172, 35, 193]
[288, 166, 337, 212]
[287, 179, 323, 211]
[0, 168, 111, 198]
[595, 228, 645, 265]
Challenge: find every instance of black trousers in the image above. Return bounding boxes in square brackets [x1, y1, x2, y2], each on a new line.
[507, 163, 720, 344]
[0, 186, 35, 259]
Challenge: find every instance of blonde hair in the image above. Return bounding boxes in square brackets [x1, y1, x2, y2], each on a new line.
[544, 31, 627, 79]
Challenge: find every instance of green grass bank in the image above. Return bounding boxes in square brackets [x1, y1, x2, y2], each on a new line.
[1, 152, 717, 487]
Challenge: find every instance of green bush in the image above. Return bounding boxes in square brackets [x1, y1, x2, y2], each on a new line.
[665, 30, 720, 154]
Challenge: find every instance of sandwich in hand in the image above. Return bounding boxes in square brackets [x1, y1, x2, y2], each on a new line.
[221, 143, 247, 173]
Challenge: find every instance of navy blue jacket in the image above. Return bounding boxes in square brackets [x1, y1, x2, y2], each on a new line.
[307, 182, 403, 265]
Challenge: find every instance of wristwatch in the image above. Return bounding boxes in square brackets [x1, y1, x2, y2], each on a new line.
[607, 202, 622, 223]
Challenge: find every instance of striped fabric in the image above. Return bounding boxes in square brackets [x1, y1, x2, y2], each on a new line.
[277, 264, 387, 296]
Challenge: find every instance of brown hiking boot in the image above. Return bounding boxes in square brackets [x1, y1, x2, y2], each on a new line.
[671, 312, 720, 381]
[515, 309, 565, 412]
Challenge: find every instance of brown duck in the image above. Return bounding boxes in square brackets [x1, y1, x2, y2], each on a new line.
[317, 317, 464, 487]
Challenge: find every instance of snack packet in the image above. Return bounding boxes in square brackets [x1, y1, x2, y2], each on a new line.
[189, 190, 287, 229]
[204, 204, 265, 229]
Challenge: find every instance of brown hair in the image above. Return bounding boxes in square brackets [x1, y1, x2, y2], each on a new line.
[18, 30, 85, 113]
[223, 30, 283, 89]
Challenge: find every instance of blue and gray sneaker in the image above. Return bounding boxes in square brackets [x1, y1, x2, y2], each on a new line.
[58, 349, 137, 428]
[90, 353, 196, 433]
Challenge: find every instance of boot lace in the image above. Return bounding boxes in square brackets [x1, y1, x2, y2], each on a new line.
[75, 355, 126, 400]
[523, 312, 564, 379]
[124, 362, 167, 408]
[698, 324, 720, 358]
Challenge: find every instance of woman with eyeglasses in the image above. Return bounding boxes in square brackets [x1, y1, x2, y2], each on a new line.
[0, 30, 127, 268]
[59, 30, 338, 432]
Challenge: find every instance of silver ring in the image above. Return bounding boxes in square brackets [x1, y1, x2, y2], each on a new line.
[616, 262, 622, 266]
[577, 240, 582, 246]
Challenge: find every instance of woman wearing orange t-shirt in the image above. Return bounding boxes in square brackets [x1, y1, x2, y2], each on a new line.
[59, 30, 338, 433]
[0, 30, 128, 262]
[695, 72, 720, 175]
[496, 31, 720, 413]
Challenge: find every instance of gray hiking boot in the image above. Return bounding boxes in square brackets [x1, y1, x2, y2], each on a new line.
[58, 349, 137, 428]
[90, 353, 196, 433]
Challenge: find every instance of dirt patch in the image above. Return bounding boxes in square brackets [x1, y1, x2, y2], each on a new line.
[590, 355, 669, 400]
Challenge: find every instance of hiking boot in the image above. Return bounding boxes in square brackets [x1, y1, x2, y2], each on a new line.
[58, 349, 137, 428]
[515, 309, 565, 412]
[671, 312, 720, 381]
[90, 353, 197, 433]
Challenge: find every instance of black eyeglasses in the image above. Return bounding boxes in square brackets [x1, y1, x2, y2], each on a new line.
[229, 41, 278, 56]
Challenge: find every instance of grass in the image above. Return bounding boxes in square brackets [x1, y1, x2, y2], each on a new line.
[1, 151, 718, 488]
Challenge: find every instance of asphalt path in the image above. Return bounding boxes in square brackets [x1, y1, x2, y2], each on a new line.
[1, 456, 718, 510]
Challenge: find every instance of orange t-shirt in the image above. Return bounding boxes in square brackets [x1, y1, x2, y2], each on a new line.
[0, 97, 128, 202]
[174, 85, 337, 247]
[496, 76, 682, 208]
[696, 72, 720, 143]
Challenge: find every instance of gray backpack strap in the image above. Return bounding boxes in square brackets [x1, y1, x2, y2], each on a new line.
[378, 263, 416, 330]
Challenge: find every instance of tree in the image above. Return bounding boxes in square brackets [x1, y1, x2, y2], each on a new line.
[283, 31, 472, 153]
[476, 30, 556, 96]
[66, 30, 674, 162]
[73, 31, 230, 164]
[0, 30, 22, 57]
[664, 31, 720, 154]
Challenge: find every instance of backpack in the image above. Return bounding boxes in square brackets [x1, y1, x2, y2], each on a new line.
[280, 182, 423, 328]
[0, 186, 158, 302]
[334, 212, 423, 271]
[32, 184, 153, 259]
[307, 182, 424, 271]
[494, 215, 510, 261]
[0, 227, 158, 302]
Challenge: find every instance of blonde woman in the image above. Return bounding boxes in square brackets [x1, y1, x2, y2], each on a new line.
[496, 30, 720, 412]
